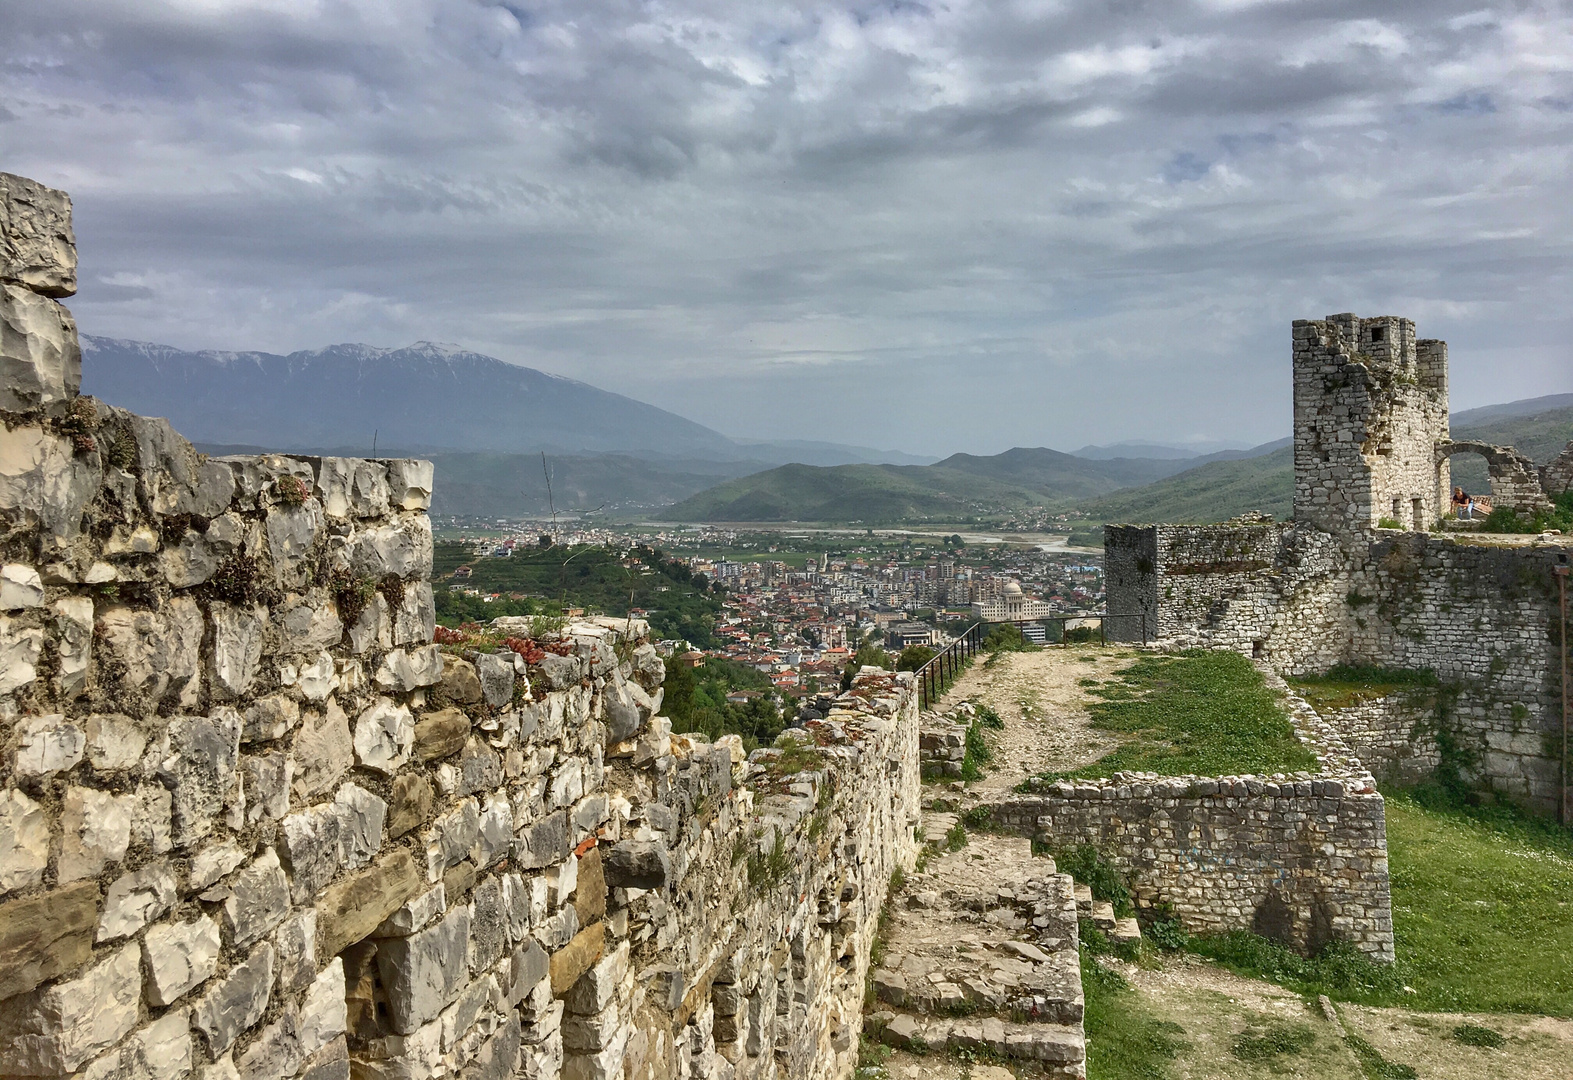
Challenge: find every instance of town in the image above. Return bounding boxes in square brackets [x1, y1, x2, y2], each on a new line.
[434, 520, 1105, 697]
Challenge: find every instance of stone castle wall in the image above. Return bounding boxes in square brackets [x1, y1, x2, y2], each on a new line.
[984, 675, 1395, 961]
[1292, 314, 1449, 534]
[0, 174, 919, 1080]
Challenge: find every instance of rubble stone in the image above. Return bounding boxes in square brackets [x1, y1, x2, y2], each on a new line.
[0, 880, 98, 1000]
[0, 787, 50, 893]
[220, 849, 291, 948]
[97, 862, 178, 942]
[58, 784, 135, 882]
[193, 942, 275, 1056]
[142, 916, 223, 1006]
[0, 171, 77, 296]
[13, 713, 84, 778]
[377, 906, 471, 1034]
[354, 698, 415, 773]
[0, 281, 80, 411]
[0, 942, 140, 1075]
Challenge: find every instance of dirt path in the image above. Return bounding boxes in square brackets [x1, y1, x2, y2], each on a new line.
[1112, 954, 1573, 1080]
[933, 646, 1137, 794]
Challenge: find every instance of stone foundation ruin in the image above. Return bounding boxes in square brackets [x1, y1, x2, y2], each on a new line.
[1108, 312, 1573, 816]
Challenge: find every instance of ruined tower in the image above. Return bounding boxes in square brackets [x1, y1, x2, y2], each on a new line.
[1292, 313, 1450, 535]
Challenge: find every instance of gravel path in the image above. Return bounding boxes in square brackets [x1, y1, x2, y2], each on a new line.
[933, 645, 1139, 794]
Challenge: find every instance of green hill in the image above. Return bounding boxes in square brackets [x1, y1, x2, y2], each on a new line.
[661, 462, 1053, 523]
[1075, 405, 1572, 529]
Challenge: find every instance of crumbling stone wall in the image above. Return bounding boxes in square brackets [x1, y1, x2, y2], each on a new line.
[1435, 441, 1552, 516]
[0, 173, 920, 1080]
[1293, 314, 1449, 535]
[988, 677, 1394, 961]
[1541, 441, 1573, 498]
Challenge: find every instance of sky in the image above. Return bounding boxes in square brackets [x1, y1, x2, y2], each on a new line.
[4, 0, 1571, 457]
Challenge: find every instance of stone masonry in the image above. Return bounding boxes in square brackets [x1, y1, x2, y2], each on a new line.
[0, 174, 921, 1080]
[1107, 312, 1572, 817]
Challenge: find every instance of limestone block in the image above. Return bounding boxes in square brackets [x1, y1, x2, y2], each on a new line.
[189, 840, 247, 890]
[375, 644, 444, 692]
[97, 862, 177, 942]
[376, 906, 471, 1034]
[276, 592, 343, 655]
[0, 942, 140, 1075]
[345, 592, 389, 654]
[564, 941, 628, 1015]
[193, 942, 275, 1056]
[58, 784, 134, 882]
[354, 698, 415, 773]
[440, 658, 483, 704]
[273, 908, 318, 994]
[94, 597, 203, 708]
[0, 173, 76, 296]
[208, 602, 267, 700]
[219, 849, 290, 949]
[384, 459, 434, 511]
[514, 810, 570, 870]
[280, 803, 343, 904]
[440, 972, 495, 1051]
[243, 693, 300, 744]
[476, 793, 513, 868]
[432, 799, 481, 871]
[472, 875, 508, 970]
[602, 840, 670, 890]
[129, 414, 234, 517]
[0, 424, 99, 537]
[0, 282, 80, 412]
[550, 923, 605, 997]
[0, 880, 97, 1000]
[476, 651, 516, 708]
[160, 707, 242, 845]
[573, 847, 606, 926]
[266, 502, 322, 582]
[458, 737, 502, 796]
[292, 699, 354, 798]
[560, 1034, 626, 1080]
[466, 1012, 522, 1080]
[85, 713, 144, 771]
[294, 652, 339, 702]
[562, 1003, 622, 1053]
[335, 781, 387, 869]
[535, 652, 583, 691]
[14, 713, 84, 777]
[160, 529, 221, 587]
[216, 453, 312, 511]
[117, 1006, 193, 1080]
[316, 847, 423, 958]
[0, 788, 49, 893]
[315, 458, 389, 519]
[602, 676, 641, 743]
[299, 1036, 350, 1080]
[382, 588, 428, 657]
[142, 916, 222, 1007]
[388, 772, 434, 839]
[51, 595, 92, 698]
[0, 614, 44, 694]
[232, 1008, 303, 1080]
[298, 958, 348, 1060]
[241, 752, 293, 823]
[375, 883, 447, 938]
[0, 563, 43, 609]
[414, 706, 470, 762]
[346, 516, 432, 582]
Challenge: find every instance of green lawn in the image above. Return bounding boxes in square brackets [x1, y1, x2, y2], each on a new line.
[1035, 649, 1318, 781]
[1385, 789, 1573, 1015]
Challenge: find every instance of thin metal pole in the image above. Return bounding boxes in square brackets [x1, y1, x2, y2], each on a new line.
[1558, 566, 1569, 826]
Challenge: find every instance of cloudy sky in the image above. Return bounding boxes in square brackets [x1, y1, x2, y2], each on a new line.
[4, 1, 1571, 456]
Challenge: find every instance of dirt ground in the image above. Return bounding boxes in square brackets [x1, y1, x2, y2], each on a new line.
[872, 954, 1573, 1079]
[933, 645, 1137, 794]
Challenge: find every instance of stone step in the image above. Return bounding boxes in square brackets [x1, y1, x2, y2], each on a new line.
[1109, 917, 1142, 945]
[1089, 901, 1116, 931]
[875, 1012, 1085, 1067]
[921, 812, 958, 847]
[1073, 883, 1092, 916]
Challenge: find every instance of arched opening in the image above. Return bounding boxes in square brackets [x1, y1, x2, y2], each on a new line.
[1435, 440, 1553, 524]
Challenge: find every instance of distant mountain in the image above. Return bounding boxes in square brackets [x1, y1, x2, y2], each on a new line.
[1450, 394, 1573, 428]
[732, 439, 937, 467]
[1071, 439, 1261, 460]
[933, 447, 1195, 495]
[80, 336, 928, 467]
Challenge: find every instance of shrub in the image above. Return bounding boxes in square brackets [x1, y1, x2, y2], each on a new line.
[1452, 1024, 1504, 1048]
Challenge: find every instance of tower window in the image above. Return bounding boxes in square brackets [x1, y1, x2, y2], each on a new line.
[1370, 325, 1386, 343]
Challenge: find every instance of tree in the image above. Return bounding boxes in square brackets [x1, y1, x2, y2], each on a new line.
[895, 644, 935, 671]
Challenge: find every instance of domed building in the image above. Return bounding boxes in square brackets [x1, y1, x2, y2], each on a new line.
[971, 578, 1055, 622]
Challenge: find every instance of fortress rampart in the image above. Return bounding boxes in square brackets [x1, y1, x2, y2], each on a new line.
[0, 174, 917, 1080]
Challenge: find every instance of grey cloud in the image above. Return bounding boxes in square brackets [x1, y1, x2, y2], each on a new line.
[1, 0, 1568, 455]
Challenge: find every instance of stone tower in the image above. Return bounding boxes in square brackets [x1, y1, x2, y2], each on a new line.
[1292, 313, 1449, 535]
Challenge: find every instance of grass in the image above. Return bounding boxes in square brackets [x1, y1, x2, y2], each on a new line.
[1231, 1022, 1316, 1065]
[1290, 664, 1439, 711]
[1383, 785, 1573, 1015]
[1177, 785, 1573, 1016]
[1082, 952, 1189, 1080]
[1033, 649, 1318, 781]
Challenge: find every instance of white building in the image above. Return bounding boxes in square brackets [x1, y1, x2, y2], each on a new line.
[971, 580, 1056, 622]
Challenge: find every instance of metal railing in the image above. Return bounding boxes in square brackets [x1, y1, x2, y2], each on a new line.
[914, 622, 984, 709]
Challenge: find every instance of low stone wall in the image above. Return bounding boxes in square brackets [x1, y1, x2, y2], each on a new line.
[981, 671, 1395, 962]
[0, 172, 920, 1080]
[1307, 693, 1439, 786]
